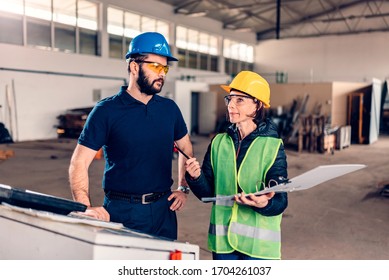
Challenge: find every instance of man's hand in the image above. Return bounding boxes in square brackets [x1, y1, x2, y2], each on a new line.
[168, 190, 188, 211]
[79, 206, 110, 221]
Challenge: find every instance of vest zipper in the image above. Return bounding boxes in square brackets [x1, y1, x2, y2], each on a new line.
[236, 129, 242, 193]
[236, 129, 242, 158]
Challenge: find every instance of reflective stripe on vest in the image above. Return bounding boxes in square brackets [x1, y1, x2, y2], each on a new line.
[208, 133, 283, 259]
[209, 221, 280, 242]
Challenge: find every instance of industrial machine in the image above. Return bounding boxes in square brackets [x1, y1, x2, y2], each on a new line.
[0, 184, 199, 260]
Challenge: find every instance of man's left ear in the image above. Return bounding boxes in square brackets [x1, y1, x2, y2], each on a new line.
[129, 60, 139, 74]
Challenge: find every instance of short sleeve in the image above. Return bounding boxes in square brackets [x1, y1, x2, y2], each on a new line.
[78, 104, 108, 151]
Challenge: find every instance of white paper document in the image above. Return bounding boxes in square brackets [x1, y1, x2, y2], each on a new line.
[201, 164, 366, 202]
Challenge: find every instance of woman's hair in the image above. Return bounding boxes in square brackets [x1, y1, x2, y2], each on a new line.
[252, 102, 266, 125]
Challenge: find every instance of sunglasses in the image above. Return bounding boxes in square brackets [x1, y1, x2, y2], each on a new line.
[136, 60, 169, 74]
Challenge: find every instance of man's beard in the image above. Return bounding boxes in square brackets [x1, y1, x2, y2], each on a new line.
[137, 67, 164, 96]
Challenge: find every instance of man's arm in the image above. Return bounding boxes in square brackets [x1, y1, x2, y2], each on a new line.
[69, 144, 110, 221]
[69, 144, 96, 206]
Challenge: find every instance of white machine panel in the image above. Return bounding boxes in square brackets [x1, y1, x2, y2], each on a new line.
[0, 204, 199, 260]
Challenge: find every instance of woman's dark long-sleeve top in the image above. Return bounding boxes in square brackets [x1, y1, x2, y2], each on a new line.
[185, 118, 288, 216]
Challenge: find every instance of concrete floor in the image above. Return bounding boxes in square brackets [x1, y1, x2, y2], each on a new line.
[0, 134, 388, 260]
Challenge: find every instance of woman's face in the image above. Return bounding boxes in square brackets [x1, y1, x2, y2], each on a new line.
[224, 90, 259, 124]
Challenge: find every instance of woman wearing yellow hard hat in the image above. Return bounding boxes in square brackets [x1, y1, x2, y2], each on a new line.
[185, 70, 288, 260]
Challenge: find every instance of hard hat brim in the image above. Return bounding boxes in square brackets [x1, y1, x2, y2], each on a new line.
[220, 85, 231, 93]
[125, 52, 178, 61]
[220, 84, 271, 108]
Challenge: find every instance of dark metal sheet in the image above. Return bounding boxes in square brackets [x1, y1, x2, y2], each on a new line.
[0, 184, 87, 215]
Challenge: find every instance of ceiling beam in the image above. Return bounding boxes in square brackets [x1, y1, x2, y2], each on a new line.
[256, 0, 368, 40]
[276, 0, 281, 39]
[174, 0, 203, 15]
[258, 26, 389, 40]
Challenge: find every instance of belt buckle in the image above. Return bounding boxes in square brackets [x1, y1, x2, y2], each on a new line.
[141, 193, 154, 204]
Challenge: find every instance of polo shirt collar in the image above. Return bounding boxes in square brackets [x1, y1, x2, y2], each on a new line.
[118, 86, 162, 105]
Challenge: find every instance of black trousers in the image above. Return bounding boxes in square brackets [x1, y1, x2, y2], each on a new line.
[103, 192, 177, 240]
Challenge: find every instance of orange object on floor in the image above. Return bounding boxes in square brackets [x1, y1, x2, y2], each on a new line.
[0, 149, 14, 160]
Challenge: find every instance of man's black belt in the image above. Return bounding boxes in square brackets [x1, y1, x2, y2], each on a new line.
[105, 190, 170, 204]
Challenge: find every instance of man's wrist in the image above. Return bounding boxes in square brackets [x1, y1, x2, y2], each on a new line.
[177, 185, 190, 194]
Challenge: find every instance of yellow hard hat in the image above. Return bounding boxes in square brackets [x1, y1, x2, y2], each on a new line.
[221, 71, 271, 108]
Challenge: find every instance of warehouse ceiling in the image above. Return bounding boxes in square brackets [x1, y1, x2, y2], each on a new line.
[158, 0, 389, 40]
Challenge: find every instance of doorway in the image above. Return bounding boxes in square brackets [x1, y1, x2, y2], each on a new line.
[191, 92, 199, 135]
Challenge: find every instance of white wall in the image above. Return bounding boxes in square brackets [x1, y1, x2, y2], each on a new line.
[174, 81, 209, 134]
[255, 32, 389, 83]
[0, 44, 127, 141]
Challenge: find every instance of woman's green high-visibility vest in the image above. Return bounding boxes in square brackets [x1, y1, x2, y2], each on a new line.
[208, 133, 283, 259]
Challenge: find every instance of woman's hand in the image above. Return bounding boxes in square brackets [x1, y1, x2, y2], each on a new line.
[234, 191, 275, 208]
[185, 157, 201, 179]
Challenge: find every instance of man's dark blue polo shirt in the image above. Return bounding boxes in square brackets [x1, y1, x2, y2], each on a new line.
[78, 86, 188, 195]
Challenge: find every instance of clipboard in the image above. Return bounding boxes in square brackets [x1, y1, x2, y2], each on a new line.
[201, 164, 366, 202]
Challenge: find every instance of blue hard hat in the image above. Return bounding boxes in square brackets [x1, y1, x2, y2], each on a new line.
[125, 32, 178, 61]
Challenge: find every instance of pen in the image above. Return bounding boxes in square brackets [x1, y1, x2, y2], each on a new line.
[174, 142, 190, 159]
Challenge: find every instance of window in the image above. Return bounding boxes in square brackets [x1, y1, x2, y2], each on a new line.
[53, 0, 77, 26]
[223, 39, 254, 75]
[200, 53, 208, 70]
[77, 0, 98, 30]
[176, 26, 219, 72]
[109, 34, 123, 58]
[177, 49, 186, 68]
[188, 51, 197, 69]
[80, 28, 98, 55]
[0, 0, 24, 15]
[0, 0, 99, 56]
[25, 0, 52, 21]
[27, 17, 51, 49]
[55, 24, 76, 53]
[0, 13, 23, 45]
[107, 7, 169, 59]
[141, 16, 156, 32]
[124, 12, 140, 39]
[107, 7, 124, 58]
[209, 56, 217, 71]
[25, 0, 52, 49]
[77, 0, 98, 55]
[53, 0, 76, 52]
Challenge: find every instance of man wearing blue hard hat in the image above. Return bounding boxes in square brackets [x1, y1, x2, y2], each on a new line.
[69, 32, 193, 240]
